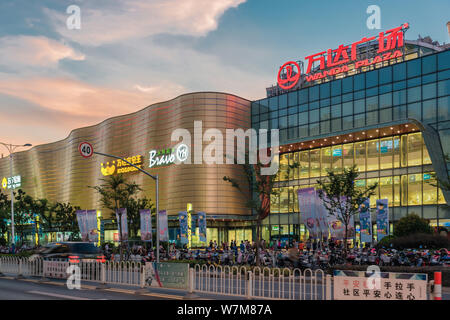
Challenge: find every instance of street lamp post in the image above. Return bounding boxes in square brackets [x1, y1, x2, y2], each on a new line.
[0, 143, 32, 246]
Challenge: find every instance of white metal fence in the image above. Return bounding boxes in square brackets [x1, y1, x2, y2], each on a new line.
[3, 257, 435, 301]
[0, 257, 330, 300]
[192, 264, 331, 300]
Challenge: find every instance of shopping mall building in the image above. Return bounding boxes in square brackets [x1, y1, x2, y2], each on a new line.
[1, 23, 450, 245]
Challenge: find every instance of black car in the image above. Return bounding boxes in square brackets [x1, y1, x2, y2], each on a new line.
[30, 242, 105, 263]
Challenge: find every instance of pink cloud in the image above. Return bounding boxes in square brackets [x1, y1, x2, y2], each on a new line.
[0, 36, 85, 68]
[45, 0, 247, 46]
[0, 77, 186, 146]
[0, 77, 185, 118]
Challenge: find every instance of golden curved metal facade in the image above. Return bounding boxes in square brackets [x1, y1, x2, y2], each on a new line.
[0, 92, 252, 219]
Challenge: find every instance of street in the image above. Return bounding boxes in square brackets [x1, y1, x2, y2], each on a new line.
[0, 277, 181, 300]
[0, 273, 448, 300]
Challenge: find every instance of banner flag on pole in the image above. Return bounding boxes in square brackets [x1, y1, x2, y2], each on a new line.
[197, 212, 207, 242]
[376, 199, 389, 241]
[115, 208, 128, 242]
[359, 198, 372, 243]
[140, 209, 152, 242]
[314, 190, 329, 239]
[158, 210, 169, 241]
[76, 210, 88, 242]
[178, 211, 188, 244]
[297, 187, 319, 239]
[86, 210, 99, 243]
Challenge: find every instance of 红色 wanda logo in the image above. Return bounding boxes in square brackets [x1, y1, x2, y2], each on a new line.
[277, 61, 301, 90]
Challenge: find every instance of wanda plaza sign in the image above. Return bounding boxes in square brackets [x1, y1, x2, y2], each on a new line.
[277, 23, 409, 90]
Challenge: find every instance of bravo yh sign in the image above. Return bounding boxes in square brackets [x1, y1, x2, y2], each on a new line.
[277, 23, 409, 88]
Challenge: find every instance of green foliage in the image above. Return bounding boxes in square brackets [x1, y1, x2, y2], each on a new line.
[316, 165, 378, 250]
[386, 233, 450, 249]
[393, 213, 433, 237]
[53, 202, 80, 234]
[89, 174, 153, 259]
[0, 191, 9, 236]
[377, 233, 448, 249]
[222, 154, 285, 266]
[377, 235, 395, 247]
[0, 188, 83, 244]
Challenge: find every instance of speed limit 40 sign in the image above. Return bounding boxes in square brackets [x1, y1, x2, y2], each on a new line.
[78, 142, 94, 158]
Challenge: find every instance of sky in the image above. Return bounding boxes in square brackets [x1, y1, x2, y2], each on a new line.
[0, 0, 449, 148]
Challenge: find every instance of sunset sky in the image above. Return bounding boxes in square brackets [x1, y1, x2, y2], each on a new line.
[0, 0, 449, 148]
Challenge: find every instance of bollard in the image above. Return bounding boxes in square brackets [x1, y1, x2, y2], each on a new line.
[434, 272, 442, 301]
[184, 268, 199, 299]
[246, 271, 253, 300]
[15, 259, 24, 280]
[0, 258, 4, 277]
[96, 263, 109, 289]
[326, 274, 332, 300]
[39, 260, 49, 283]
[428, 280, 435, 300]
[134, 264, 149, 294]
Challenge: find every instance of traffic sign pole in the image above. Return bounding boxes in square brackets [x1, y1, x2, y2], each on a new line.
[79, 143, 161, 263]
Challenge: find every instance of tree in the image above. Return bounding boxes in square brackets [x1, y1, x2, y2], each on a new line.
[316, 165, 378, 252]
[223, 155, 286, 266]
[393, 213, 433, 237]
[12, 189, 33, 246]
[0, 191, 10, 240]
[89, 174, 142, 260]
[54, 202, 81, 240]
[24, 197, 53, 244]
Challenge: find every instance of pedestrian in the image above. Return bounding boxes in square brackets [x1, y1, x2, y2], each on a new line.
[299, 241, 304, 251]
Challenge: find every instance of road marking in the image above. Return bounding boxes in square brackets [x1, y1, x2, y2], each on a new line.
[105, 288, 134, 294]
[104, 287, 184, 300]
[142, 292, 184, 300]
[27, 290, 92, 300]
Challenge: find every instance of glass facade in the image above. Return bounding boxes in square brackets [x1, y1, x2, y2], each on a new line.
[253, 49, 450, 243]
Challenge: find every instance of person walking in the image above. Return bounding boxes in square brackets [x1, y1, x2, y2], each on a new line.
[240, 241, 245, 253]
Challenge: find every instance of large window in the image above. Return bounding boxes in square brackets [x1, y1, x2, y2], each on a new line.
[331, 146, 342, 173]
[380, 137, 393, 169]
[343, 143, 354, 170]
[321, 147, 332, 176]
[279, 154, 289, 181]
[310, 149, 321, 178]
[423, 174, 437, 205]
[380, 177, 393, 205]
[355, 142, 366, 172]
[367, 140, 379, 171]
[408, 133, 422, 166]
[280, 187, 289, 213]
[299, 151, 309, 179]
[408, 174, 422, 206]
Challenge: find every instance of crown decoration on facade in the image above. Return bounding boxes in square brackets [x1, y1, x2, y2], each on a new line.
[101, 161, 116, 176]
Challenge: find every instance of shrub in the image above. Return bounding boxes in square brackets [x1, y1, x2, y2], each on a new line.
[377, 235, 395, 248]
[394, 213, 432, 237]
[376, 233, 449, 250]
